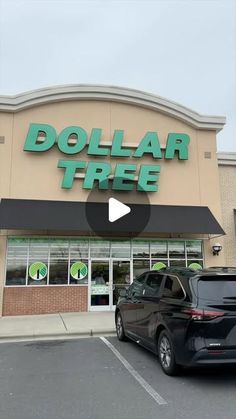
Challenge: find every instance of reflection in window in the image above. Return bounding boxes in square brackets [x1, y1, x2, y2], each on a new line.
[70, 240, 89, 259]
[113, 261, 130, 305]
[49, 262, 68, 285]
[144, 273, 163, 297]
[169, 259, 186, 267]
[29, 241, 49, 260]
[7, 243, 28, 259]
[49, 241, 69, 285]
[169, 241, 185, 259]
[6, 238, 204, 287]
[128, 275, 146, 298]
[133, 260, 150, 279]
[28, 278, 47, 285]
[50, 241, 69, 260]
[132, 241, 149, 258]
[163, 275, 185, 299]
[6, 260, 26, 286]
[186, 241, 202, 259]
[151, 241, 167, 258]
[90, 241, 110, 258]
[111, 241, 131, 258]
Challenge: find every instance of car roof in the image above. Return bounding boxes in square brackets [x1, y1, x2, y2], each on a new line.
[149, 266, 236, 280]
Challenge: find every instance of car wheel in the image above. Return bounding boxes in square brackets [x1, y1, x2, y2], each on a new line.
[116, 312, 127, 341]
[158, 330, 179, 376]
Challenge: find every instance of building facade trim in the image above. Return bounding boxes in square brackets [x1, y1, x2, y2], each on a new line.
[0, 84, 226, 132]
[218, 152, 236, 166]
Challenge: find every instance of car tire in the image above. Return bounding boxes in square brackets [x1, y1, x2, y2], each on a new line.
[116, 312, 127, 341]
[157, 330, 180, 376]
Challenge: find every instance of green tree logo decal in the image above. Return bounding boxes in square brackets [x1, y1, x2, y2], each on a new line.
[70, 262, 88, 280]
[29, 262, 48, 280]
[152, 262, 167, 271]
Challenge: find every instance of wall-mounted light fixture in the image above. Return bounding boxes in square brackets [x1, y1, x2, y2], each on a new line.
[212, 243, 222, 256]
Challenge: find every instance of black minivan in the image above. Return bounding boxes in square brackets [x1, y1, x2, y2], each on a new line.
[115, 267, 236, 375]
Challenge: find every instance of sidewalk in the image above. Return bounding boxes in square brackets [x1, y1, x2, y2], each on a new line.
[0, 311, 116, 342]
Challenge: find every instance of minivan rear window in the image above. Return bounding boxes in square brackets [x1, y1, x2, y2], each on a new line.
[197, 275, 236, 301]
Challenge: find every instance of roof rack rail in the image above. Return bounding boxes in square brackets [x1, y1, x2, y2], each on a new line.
[207, 266, 236, 271]
[158, 267, 200, 273]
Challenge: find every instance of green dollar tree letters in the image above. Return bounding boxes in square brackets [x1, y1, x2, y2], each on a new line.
[24, 123, 190, 192]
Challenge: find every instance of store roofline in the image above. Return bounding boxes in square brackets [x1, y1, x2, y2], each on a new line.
[0, 84, 226, 132]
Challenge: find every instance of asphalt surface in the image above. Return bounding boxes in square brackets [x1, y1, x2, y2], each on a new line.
[0, 336, 235, 419]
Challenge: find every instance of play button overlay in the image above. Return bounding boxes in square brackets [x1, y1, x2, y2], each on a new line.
[85, 177, 150, 238]
[109, 198, 131, 222]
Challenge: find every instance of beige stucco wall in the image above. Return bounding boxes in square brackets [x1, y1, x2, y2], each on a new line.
[0, 101, 222, 205]
[218, 163, 236, 266]
[0, 98, 225, 268]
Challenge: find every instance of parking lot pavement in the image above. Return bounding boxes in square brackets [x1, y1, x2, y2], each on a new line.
[0, 336, 236, 419]
[108, 336, 236, 419]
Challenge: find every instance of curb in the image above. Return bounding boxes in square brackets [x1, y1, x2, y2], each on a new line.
[0, 329, 116, 342]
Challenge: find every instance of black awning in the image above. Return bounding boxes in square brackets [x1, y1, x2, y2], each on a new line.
[0, 198, 224, 235]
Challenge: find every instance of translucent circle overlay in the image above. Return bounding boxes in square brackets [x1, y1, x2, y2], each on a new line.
[85, 178, 151, 238]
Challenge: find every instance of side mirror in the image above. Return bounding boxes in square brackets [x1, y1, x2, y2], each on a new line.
[119, 288, 127, 297]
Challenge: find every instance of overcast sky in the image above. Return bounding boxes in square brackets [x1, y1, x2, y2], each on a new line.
[0, 0, 236, 151]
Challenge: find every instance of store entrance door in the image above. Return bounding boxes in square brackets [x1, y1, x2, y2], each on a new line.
[89, 259, 131, 311]
[89, 260, 111, 311]
[112, 260, 131, 309]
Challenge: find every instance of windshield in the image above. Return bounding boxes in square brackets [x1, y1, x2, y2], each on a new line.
[197, 275, 236, 302]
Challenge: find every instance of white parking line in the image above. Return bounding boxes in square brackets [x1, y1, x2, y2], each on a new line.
[100, 337, 167, 406]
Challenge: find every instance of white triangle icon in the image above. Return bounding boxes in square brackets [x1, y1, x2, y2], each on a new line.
[108, 198, 131, 223]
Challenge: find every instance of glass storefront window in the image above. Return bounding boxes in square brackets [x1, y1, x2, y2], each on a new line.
[169, 259, 186, 267]
[133, 260, 150, 278]
[5, 237, 204, 287]
[29, 240, 49, 260]
[48, 240, 69, 285]
[112, 261, 130, 306]
[186, 240, 202, 259]
[151, 241, 168, 258]
[7, 244, 28, 259]
[90, 240, 110, 258]
[70, 240, 89, 259]
[48, 261, 68, 285]
[132, 241, 149, 258]
[111, 241, 131, 258]
[91, 261, 110, 306]
[50, 240, 69, 260]
[169, 241, 185, 259]
[6, 260, 27, 286]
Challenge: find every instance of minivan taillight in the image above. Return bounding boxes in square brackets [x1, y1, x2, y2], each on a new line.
[183, 308, 224, 321]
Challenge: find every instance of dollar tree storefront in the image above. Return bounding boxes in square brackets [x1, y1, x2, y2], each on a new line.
[0, 85, 225, 316]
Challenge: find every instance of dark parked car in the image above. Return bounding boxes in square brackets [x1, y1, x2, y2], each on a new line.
[115, 267, 236, 375]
